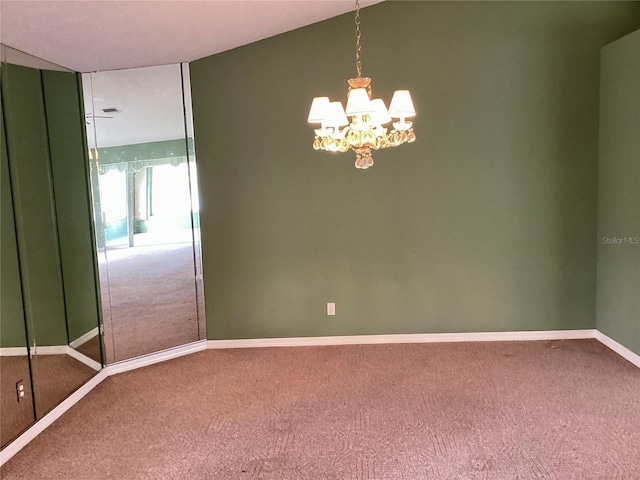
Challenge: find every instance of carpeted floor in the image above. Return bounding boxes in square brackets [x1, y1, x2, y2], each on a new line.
[2, 339, 639, 479]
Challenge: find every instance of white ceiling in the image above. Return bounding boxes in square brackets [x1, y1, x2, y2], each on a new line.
[1, 0, 381, 73]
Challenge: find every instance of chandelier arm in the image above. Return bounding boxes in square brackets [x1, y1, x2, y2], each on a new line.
[308, 0, 416, 170]
[355, 0, 362, 78]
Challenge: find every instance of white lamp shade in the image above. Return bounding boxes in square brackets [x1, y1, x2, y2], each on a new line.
[345, 88, 373, 116]
[327, 101, 349, 127]
[370, 98, 391, 125]
[308, 96, 331, 123]
[388, 90, 416, 118]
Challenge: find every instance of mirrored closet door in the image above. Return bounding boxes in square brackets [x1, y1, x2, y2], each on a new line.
[1, 45, 103, 448]
[83, 64, 205, 364]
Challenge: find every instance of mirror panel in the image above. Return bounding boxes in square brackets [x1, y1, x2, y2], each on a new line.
[1, 45, 102, 447]
[83, 64, 205, 363]
[182, 66, 206, 338]
[41, 68, 104, 368]
[1, 47, 35, 445]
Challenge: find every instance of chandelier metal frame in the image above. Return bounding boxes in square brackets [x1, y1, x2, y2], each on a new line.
[307, 0, 416, 169]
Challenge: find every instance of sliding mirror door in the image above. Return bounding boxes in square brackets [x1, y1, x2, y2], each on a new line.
[83, 64, 205, 363]
[1, 45, 103, 448]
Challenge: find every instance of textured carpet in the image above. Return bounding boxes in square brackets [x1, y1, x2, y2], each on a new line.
[102, 243, 205, 363]
[2, 340, 639, 479]
[1, 354, 95, 448]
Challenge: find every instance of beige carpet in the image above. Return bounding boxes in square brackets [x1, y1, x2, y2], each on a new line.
[2, 339, 639, 479]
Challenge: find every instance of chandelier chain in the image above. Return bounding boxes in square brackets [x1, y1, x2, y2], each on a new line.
[355, 0, 362, 78]
[308, 0, 416, 169]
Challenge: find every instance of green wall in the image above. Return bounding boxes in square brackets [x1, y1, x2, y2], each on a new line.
[2, 63, 100, 347]
[1, 92, 28, 348]
[191, 1, 640, 340]
[596, 30, 640, 356]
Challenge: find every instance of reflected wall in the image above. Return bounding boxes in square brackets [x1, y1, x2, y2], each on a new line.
[0, 71, 34, 446]
[83, 64, 205, 363]
[1, 45, 102, 448]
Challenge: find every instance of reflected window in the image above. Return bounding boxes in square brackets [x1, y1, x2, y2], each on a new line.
[83, 64, 206, 363]
[99, 166, 128, 247]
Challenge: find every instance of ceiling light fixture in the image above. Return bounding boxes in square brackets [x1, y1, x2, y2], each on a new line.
[307, 0, 416, 170]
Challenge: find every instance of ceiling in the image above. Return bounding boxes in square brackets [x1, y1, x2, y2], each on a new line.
[1, 0, 381, 73]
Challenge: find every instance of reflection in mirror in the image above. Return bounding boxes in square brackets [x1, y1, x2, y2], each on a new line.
[1, 49, 35, 445]
[83, 64, 205, 363]
[1, 44, 103, 446]
[182, 67, 206, 326]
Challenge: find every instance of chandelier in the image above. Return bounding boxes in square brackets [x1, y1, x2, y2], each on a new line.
[307, 0, 416, 170]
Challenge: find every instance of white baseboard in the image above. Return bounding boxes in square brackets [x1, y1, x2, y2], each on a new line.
[106, 340, 208, 375]
[0, 345, 70, 357]
[0, 368, 108, 466]
[0, 345, 101, 371]
[0, 347, 28, 356]
[69, 327, 99, 349]
[30, 345, 68, 355]
[207, 329, 598, 350]
[595, 331, 640, 368]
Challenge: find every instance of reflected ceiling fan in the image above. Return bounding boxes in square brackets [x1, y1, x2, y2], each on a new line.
[85, 107, 121, 124]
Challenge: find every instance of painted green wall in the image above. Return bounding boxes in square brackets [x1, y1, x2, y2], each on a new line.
[2, 63, 101, 347]
[191, 1, 639, 340]
[596, 30, 640, 356]
[42, 70, 101, 342]
[1, 92, 28, 348]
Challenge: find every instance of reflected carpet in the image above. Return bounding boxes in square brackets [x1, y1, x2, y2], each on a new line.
[102, 242, 205, 363]
[1, 354, 95, 447]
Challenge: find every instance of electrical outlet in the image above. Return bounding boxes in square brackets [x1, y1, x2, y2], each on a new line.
[327, 302, 335, 316]
[16, 379, 25, 403]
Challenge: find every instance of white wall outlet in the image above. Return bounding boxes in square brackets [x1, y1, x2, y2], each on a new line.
[327, 302, 335, 316]
[16, 379, 25, 403]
